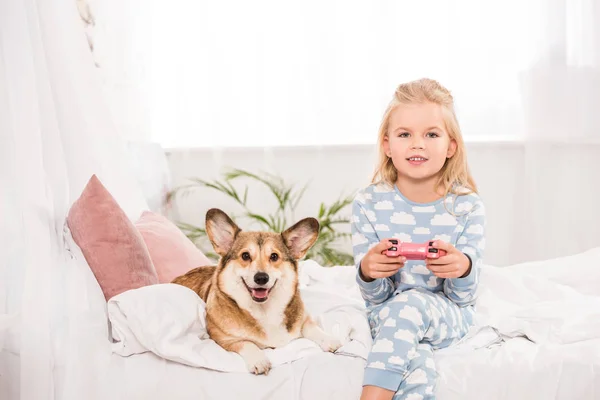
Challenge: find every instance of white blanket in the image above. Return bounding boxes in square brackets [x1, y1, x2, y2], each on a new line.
[471, 264, 600, 346]
[107, 264, 372, 373]
[108, 248, 600, 375]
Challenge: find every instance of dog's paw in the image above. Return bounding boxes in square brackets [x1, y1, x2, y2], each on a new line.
[243, 351, 272, 375]
[317, 337, 343, 353]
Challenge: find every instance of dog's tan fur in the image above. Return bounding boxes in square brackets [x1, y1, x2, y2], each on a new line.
[172, 208, 341, 374]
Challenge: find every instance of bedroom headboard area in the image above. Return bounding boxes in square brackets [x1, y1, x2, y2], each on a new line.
[165, 141, 600, 267]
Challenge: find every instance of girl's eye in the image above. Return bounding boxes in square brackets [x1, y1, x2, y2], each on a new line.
[398, 132, 410, 138]
[270, 253, 279, 262]
[241, 252, 251, 261]
[426, 132, 439, 138]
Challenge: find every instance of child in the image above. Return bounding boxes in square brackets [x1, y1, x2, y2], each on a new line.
[352, 78, 485, 400]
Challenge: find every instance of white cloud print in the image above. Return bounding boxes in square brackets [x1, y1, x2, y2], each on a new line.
[384, 318, 397, 327]
[367, 361, 386, 370]
[392, 293, 409, 303]
[350, 215, 360, 224]
[455, 201, 473, 213]
[398, 306, 423, 326]
[412, 205, 436, 213]
[352, 232, 368, 246]
[467, 224, 484, 235]
[430, 213, 457, 226]
[413, 227, 430, 235]
[391, 233, 412, 243]
[400, 271, 416, 284]
[388, 356, 405, 366]
[411, 264, 430, 275]
[362, 224, 374, 233]
[390, 212, 416, 225]
[406, 394, 424, 400]
[375, 224, 390, 231]
[360, 208, 377, 222]
[433, 234, 451, 242]
[372, 338, 394, 353]
[406, 369, 428, 385]
[407, 347, 420, 360]
[457, 236, 468, 245]
[375, 200, 394, 210]
[394, 194, 405, 202]
[378, 307, 390, 319]
[427, 276, 441, 287]
[394, 329, 415, 342]
[354, 192, 366, 204]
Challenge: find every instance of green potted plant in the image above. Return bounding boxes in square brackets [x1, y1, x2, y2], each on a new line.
[168, 168, 355, 267]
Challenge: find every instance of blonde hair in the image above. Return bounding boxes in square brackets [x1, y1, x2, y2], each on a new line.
[372, 78, 477, 198]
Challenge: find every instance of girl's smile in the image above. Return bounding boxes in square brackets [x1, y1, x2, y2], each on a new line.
[406, 155, 428, 166]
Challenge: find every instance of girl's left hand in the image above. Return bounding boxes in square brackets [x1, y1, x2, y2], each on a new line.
[425, 240, 471, 279]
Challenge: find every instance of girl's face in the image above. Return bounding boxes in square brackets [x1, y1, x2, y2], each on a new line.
[383, 102, 457, 185]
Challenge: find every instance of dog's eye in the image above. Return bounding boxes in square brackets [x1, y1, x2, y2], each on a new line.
[270, 253, 279, 262]
[241, 252, 251, 261]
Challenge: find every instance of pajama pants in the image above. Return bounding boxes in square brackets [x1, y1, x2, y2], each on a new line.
[364, 288, 475, 399]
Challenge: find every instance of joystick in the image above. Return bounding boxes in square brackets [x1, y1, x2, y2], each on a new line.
[384, 239, 446, 260]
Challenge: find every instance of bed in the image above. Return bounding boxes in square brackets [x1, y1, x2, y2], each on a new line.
[52, 239, 600, 400]
[2, 1, 599, 398]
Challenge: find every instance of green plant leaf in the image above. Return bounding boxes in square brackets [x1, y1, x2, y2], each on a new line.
[245, 212, 274, 230]
[170, 167, 355, 267]
[318, 203, 326, 218]
[290, 183, 308, 211]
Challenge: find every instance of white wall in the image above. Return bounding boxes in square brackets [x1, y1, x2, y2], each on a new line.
[165, 142, 600, 267]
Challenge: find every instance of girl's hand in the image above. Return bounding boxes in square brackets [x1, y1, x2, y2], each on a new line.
[359, 239, 406, 282]
[425, 240, 471, 279]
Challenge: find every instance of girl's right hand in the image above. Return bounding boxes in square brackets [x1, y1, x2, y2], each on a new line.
[359, 239, 406, 282]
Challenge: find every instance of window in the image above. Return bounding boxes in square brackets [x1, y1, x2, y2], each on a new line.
[142, 1, 586, 148]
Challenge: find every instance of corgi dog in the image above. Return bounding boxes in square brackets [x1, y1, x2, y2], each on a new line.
[172, 208, 342, 374]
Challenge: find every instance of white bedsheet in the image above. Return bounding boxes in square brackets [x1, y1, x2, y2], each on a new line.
[101, 250, 600, 400]
[107, 281, 371, 372]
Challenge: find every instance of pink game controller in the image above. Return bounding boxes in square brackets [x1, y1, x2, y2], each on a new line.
[383, 240, 446, 260]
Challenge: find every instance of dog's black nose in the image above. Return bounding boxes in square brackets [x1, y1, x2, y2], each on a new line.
[254, 272, 269, 285]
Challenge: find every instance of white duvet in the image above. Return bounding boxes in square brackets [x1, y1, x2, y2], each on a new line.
[108, 247, 600, 369]
[107, 263, 372, 373]
[471, 246, 600, 346]
[105, 248, 600, 399]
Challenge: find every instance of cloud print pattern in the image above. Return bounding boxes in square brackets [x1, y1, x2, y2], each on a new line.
[365, 288, 474, 398]
[351, 182, 486, 397]
[352, 183, 486, 308]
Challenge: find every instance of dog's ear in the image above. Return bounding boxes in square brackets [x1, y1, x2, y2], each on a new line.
[281, 218, 319, 259]
[205, 208, 240, 256]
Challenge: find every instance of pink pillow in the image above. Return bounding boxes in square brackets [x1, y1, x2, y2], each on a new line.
[135, 211, 212, 283]
[67, 175, 158, 301]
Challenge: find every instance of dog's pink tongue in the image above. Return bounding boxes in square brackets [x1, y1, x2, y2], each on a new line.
[252, 288, 268, 299]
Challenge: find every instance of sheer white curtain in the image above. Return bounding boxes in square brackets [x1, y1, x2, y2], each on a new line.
[515, 0, 600, 261]
[0, 0, 146, 399]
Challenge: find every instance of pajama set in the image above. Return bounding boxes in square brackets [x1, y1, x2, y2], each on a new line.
[351, 182, 486, 399]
